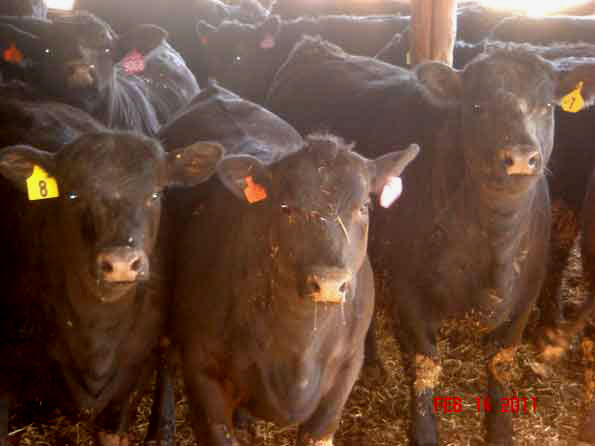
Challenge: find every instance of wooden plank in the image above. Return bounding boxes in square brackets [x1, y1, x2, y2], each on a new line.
[411, 0, 433, 65]
[431, 0, 457, 66]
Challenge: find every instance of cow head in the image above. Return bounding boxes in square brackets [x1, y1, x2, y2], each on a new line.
[196, 15, 281, 102]
[0, 13, 167, 112]
[416, 49, 595, 195]
[216, 134, 418, 303]
[0, 134, 223, 301]
[0, 0, 47, 18]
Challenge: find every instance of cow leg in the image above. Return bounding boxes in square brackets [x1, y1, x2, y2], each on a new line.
[362, 315, 386, 381]
[485, 344, 517, 446]
[391, 297, 440, 445]
[182, 354, 237, 446]
[144, 351, 176, 446]
[295, 354, 364, 446]
[578, 337, 595, 443]
[0, 392, 9, 446]
[96, 361, 156, 446]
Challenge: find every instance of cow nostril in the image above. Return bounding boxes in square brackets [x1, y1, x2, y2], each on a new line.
[528, 155, 539, 168]
[100, 260, 113, 273]
[339, 282, 347, 293]
[130, 258, 141, 272]
[503, 156, 514, 167]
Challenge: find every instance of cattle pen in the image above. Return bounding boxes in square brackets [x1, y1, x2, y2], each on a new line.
[3, 0, 595, 445]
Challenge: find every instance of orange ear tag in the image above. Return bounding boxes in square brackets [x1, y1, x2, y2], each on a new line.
[3, 43, 24, 64]
[243, 176, 267, 203]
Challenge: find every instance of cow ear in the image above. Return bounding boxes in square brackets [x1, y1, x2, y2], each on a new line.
[555, 63, 595, 112]
[167, 141, 225, 187]
[258, 15, 280, 50]
[117, 24, 168, 58]
[0, 145, 56, 193]
[196, 20, 217, 45]
[0, 23, 39, 67]
[415, 62, 463, 105]
[370, 143, 419, 208]
[217, 155, 271, 204]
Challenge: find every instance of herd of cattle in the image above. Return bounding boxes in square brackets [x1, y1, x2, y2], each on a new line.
[2, 0, 595, 445]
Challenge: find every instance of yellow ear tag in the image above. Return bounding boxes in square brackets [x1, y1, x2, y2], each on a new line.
[26, 165, 59, 200]
[561, 81, 585, 113]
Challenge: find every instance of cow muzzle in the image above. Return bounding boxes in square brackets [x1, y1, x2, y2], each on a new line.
[96, 247, 149, 284]
[500, 146, 542, 176]
[304, 268, 352, 304]
[66, 62, 96, 88]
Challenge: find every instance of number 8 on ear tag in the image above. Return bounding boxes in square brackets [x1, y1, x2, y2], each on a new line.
[26, 165, 59, 200]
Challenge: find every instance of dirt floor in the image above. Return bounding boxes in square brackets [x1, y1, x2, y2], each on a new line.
[7, 215, 594, 446]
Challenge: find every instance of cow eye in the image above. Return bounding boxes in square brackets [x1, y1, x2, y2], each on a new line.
[44, 48, 51, 55]
[151, 191, 160, 200]
[233, 55, 241, 63]
[472, 104, 481, 113]
[104, 48, 111, 54]
[67, 192, 78, 200]
[360, 201, 371, 216]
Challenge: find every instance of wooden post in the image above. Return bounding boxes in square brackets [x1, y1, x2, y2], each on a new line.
[410, 0, 457, 67]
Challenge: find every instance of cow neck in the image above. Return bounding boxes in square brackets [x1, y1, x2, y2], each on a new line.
[469, 173, 537, 249]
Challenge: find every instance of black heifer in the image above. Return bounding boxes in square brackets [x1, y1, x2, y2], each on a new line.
[267, 36, 595, 445]
[158, 81, 304, 233]
[491, 15, 595, 45]
[0, 13, 199, 136]
[75, 0, 268, 85]
[0, 0, 46, 18]
[269, 0, 410, 19]
[173, 134, 418, 446]
[197, 14, 408, 104]
[0, 132, 223, 446]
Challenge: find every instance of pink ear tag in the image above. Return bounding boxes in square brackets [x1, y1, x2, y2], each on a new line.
[260, 33, 275, 49]
[121, 49, 145, 75]
[380, 176, 402, 208]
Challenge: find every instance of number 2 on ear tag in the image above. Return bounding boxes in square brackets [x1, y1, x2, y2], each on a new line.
[26, 165, 59, 201]
[561, 81, 585, 113]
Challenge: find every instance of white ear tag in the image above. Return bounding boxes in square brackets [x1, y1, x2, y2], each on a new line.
[380, 176, 402, 208]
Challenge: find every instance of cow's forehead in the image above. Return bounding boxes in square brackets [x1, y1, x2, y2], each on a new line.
[276, 140, 368, 209]
[58, 134, 166, 192]
[464, 51, 556, 101]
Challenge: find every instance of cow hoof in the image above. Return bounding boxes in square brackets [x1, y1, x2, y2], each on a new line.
[97, 432, 130, 446]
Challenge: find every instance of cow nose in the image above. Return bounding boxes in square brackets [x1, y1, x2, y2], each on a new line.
[304, 268, 352, 304]
[96, 247, 149, 283]
[500, 147, 542, 176]
[67, 63, 95, 87]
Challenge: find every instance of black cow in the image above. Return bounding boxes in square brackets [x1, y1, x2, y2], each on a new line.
[0, 131, 223, 446]
[491, 15, 595, 45]
[158, 81, 304, 232]
[266, 36, 595, 445]
[455, 4, 514, 43]
[173, 133, 418, 445]
[0, 13, 199, 136]
[197, 14, 409, 104]
[75, 0, 268, 85]
[0, 0, 46, 18]
[269, 0, 410, 19]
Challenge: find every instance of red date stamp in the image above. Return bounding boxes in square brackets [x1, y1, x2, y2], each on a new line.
[433, 396, 537, 414]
